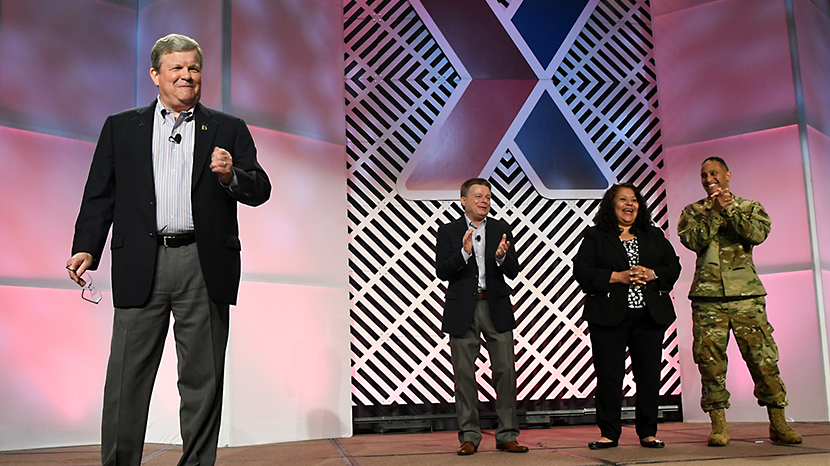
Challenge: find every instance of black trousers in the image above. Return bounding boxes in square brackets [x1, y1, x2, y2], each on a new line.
[588, 307, 666, 441]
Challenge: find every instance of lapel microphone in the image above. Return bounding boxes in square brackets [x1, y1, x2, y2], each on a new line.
[169, 133, 182, 144]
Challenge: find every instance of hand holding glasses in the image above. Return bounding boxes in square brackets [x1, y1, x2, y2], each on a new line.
[81, 276, 103, 304]
[66, 265, 103, 304]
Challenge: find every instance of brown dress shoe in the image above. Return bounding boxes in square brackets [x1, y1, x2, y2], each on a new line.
[457, 441, 477, 455]
[496, 440, 529, 453]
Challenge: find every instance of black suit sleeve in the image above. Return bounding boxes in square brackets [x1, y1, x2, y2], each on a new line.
[573, 227, 615, 294]
[72, 115, 117, 270]
[224, 118, 270, 206]
[436, 222, 467, 282]
[495, 224, 519, 280]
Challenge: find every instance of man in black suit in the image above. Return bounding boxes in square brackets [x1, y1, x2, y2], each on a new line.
[435, 178, 527, 455]
[66, 34, 270, 466]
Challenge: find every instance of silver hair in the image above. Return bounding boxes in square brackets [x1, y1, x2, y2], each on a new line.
[150, 34, 203, 71]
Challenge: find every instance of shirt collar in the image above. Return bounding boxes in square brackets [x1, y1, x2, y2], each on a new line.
[466, 215, 487, 230]
[155, 97, 195, 119]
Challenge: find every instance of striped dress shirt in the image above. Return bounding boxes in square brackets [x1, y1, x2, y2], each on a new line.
[152, 99, 195, 234]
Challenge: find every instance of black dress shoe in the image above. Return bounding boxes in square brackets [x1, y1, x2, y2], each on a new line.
[588, 440, 618, 449]
[640, 439, 665, 448]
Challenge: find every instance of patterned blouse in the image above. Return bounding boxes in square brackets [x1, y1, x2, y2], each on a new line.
[621, 237, 645, 308]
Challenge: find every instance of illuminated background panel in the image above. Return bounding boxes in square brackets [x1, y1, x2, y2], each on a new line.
[809, 129, 830, 365]
[137, 0, 223, 109]
[664, 139, 822, 421]
[810, 129, 830, 268]
[0, 0, 135, 140]
[795, 0, 830, 136]
[230, 0, 345, 143]
[238, 128, 347, 285]
[653, 0, 797, 148]
[227, 281, 351, 445]
[657, 0, 829, 422]
[651, 0, 722, 16]
[0, 128, 104, 282]
[809, 0, 830, 15]
[0, 0, 349, 451]
[0, 286, 111, 450]
[664, 126, 812, 274]
[673, 271, 825, 422]
[733, 271, 826, 422]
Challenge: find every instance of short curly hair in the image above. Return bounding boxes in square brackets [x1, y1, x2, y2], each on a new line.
[593, 182, 653, 235]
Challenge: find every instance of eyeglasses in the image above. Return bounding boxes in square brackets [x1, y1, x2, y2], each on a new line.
[81, 275, 102, 304]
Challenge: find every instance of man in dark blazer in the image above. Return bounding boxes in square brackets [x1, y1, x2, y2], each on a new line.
[435, 178, 527, 455]
[66, 34, 270, 466]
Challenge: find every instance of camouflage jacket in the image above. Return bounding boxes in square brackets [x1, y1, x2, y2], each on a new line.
[677, 194, 769, 298]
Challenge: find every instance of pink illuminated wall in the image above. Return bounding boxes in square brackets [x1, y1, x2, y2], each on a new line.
[655, 0, 830, 422]
[0, 0, 349, 451]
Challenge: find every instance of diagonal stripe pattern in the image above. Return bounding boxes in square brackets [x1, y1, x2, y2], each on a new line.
[345, 0, 681, 417]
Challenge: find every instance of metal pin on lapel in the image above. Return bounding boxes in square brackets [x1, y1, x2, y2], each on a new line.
[201, 124, 208, 130]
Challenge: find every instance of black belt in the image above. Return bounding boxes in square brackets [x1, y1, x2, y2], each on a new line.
[476, 290, 487, 300]
[157, 232, 196, 248]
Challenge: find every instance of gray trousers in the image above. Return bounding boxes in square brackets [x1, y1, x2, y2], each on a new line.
[101, 243, 230, 466]
[449, 299, 519, 446]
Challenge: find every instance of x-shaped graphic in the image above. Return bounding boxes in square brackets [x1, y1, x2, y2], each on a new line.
[397, 0, 614, 200]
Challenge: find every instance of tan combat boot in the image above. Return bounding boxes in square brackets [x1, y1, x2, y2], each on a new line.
[767, 407, 802, 444]
[708, 409, 730, 446]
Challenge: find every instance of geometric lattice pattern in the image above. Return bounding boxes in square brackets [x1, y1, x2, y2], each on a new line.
[346, 0, 681, 416]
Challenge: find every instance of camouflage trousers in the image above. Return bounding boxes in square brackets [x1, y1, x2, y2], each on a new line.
[691, 296, 788, 412]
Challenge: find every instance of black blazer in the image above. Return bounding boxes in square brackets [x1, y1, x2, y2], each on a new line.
[573, 225, 680, 327]
[72, 101, 271, 307]
[436, 215, 520, 336]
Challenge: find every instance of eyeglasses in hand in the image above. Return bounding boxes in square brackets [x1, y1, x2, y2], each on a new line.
[81, 275, 103, 304]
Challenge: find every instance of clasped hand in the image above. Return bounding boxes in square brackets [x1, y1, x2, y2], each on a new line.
[710, 187, 733, 213]
[612, 265, 655, 286]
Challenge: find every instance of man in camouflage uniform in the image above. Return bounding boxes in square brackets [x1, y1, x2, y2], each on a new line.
[677, 156, 801, 447]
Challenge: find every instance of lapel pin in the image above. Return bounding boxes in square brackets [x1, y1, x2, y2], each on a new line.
[138, 121, 145, 126]
[201, 124, 208, 130]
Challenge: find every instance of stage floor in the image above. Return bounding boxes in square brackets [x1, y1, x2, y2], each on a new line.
[2, 421, 829, 465]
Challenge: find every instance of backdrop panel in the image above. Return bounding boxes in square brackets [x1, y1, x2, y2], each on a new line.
[137, 0, 224, 109]
[657, 0, 830, 421]
[231, 0, 345, 143]
[653, 0, 796, 148]
[794, 0, 830, 136]
[0, 0, 349, 451]
[0, 0, 136, 140]
[346, 0, 681, 425]
[227, 281, 351, 445]
[0, 286, 111, 450]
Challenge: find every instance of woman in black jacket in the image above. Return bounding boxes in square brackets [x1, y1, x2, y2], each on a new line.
[574, 183, 681, 449]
